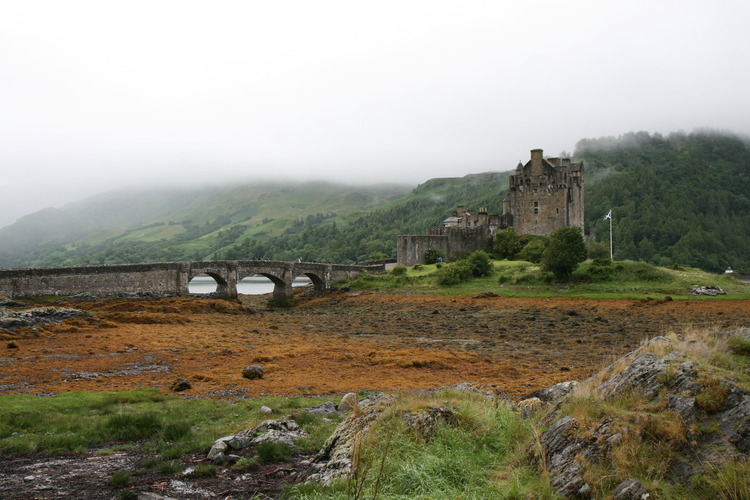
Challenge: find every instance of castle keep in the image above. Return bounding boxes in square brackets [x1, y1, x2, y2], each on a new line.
[397, 149, 584, 266]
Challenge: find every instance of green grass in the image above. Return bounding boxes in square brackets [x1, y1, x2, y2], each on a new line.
[339, 259, 750, 299]
[287, 389, 559, 499]
[107, 470, 131, 488]
[0, 390, 338, 457]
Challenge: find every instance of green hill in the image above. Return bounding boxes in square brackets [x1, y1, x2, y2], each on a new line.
[1, 130, 749, 272]
[0, 182, 410, 268]
[580, 130, 750, 272]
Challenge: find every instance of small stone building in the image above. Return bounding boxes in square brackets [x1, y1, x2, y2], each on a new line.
[397, 148, 584, 266]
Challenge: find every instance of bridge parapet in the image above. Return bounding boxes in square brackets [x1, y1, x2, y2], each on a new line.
[0, 260, 385, 300]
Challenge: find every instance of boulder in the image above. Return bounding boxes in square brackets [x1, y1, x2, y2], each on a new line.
[206, 417, 308, 460]
[242, 365, 264, 380]
[691, 285, 725, 296]
[517, 397, 545, 416]
[170, 378, 191, 392]
[524, 380, 579, 402]
[305, 401, 340, 415]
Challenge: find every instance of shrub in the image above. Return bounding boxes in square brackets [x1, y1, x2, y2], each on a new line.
[494, 228, 522, 259]
[436, 261, 473, 285]
[390, 265, 407, 276]
[460, 251, 494, 277]
[518, 237, 547, 263]
[424, 249, 445, 265]
[582, 258, 615, 280]
[541, 226, 587, 280]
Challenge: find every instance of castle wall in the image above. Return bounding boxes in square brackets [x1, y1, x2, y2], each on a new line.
[397, 227, 494, 266]
[397, 235, 449, 267]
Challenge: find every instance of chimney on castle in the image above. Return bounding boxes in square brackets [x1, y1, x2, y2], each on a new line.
[530, 149, 544, 176]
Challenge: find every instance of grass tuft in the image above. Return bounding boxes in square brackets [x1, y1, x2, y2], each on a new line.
[256, 440, 292, 463]
[107, 470, 131, 488]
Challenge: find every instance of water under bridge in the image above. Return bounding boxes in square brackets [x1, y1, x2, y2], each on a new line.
[0, 260, 386, 301]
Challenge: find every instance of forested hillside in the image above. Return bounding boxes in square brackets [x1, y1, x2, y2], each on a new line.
[580, 131, 750, 272]
[0, 182, 410, 268]
[220, 172, 511, 263]
[1, 130, 748, 273]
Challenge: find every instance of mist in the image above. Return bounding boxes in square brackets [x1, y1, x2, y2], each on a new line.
[2, 0, 749, 228]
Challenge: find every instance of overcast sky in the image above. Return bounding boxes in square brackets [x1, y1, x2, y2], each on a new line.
[1, 1, 749, 228]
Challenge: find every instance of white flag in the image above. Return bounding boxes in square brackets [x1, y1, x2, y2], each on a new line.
[604, 210, 612, 220]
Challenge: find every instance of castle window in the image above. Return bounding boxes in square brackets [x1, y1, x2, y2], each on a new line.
[533, 201, 539, 215]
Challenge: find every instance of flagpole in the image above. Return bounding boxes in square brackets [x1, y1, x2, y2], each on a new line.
[609, 211, 613, 260]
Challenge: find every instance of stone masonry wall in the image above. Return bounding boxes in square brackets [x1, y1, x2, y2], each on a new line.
[0, 263, 183, 298]
[397, 227, 493, 266]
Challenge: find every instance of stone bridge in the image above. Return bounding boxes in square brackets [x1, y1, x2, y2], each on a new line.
[0, 260, 385, 301]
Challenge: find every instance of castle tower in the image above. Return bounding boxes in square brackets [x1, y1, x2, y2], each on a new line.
[507, 149, 584, 236]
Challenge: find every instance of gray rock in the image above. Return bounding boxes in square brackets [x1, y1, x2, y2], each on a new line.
[170, 378, 191, 392]
[207, 438, 229, 459]
[613, 478, 649, 500]
[226, 435, 252, 450]
[309, 394, 395, 485]
[596, 353, 666, 400]
[719, 395, 750, 454]
[692, 285, 725, 296]
[242, 365, 264, 380]
[0, 307, 91, 330]
[541, 416, 593, 498]
[668, 395, 697, 423]
[525, 380, 579, 402]
[305, 401, 340, 415]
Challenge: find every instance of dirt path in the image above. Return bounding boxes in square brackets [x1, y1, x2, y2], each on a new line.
[2, 292, 748, 400]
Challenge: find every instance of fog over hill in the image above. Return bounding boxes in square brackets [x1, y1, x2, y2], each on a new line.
[2, 2, 749, 227]
[1, 130, 749, 274]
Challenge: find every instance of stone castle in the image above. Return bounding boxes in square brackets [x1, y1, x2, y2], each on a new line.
[397, 148, 584, 266]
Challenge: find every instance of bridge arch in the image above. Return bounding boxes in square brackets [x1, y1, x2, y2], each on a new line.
[295, 271, 325, 293]
[188, 272, 230, 296]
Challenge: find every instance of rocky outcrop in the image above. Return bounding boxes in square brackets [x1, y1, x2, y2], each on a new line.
[691, 285, 726, 296]
[535, 330, 750, 499]
[207, 417, 308, 464]
[525, 380, 579, 402]
[0, 307, 91, 331]
[307, 394, 395, 485]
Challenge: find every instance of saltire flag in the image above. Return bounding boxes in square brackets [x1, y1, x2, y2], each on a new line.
[604, 210, 612, 220]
